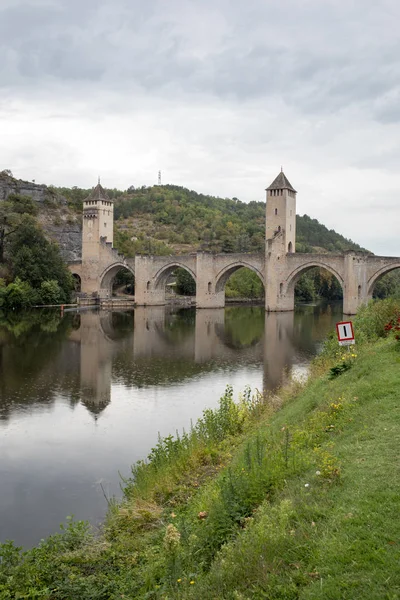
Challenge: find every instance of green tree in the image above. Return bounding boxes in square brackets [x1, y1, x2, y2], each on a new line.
[294, 273, 316, 301]
[8, 218, 73, 302]
[175, 268, 196, 295]
[225, 269, 264, 299]
[0, 194, 38, 263]
[39, 280, 64, 304]
[0, 278, 6, 308]
[3, 278, 36, 309]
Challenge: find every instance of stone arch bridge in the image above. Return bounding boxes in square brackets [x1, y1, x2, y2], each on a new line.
[69, 237, 400, 315]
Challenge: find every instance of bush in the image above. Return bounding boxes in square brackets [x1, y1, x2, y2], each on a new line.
[39, 280, 64, 305]
[3, 278, 37, 309]
[354, 297, 400, 341]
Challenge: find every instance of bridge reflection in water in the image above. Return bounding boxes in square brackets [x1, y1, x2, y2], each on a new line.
[70, 305, 340, 417]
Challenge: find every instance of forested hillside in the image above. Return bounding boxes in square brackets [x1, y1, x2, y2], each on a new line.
[112, 185, 367, 256]
[56, 182, 367, 256]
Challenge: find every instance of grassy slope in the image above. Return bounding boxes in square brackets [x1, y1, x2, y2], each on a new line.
[1, 301, 399, 599]
[191, 340, 400, 600]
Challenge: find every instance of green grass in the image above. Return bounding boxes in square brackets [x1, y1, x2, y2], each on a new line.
[1, 300, 399, 599]
[188, 339, 400, 600]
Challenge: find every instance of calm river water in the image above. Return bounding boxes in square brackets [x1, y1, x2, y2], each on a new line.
[0, 303, 342, 547]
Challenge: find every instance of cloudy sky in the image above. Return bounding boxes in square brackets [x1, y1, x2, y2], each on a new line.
[1, 0, 399, 255]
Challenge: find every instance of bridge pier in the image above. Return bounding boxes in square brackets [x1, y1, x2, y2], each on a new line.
[196, 253, 225, 308]
[343, 253, 369, 315]
[134, 256, 171, 306]
[265, 237, 295, 312]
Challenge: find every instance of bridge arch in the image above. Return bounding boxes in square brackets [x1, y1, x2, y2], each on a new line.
[99, 262, 135, 296]
[285, 261, 344, 297]
[215, 261, 265, 294]
[71, 273, 82, 292]
[367, 262, 400, 296]
[153, 262, 197, 291]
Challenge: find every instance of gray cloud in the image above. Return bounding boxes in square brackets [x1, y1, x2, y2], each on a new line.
[1, 0, 400, 123]
[1, 0, 400, 256]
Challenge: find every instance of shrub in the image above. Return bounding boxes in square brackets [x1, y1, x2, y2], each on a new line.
[39, 280, 64, 305]
[3, 278, 37, 309]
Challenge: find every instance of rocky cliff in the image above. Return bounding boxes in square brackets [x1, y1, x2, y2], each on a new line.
[0, 171, 82, 262]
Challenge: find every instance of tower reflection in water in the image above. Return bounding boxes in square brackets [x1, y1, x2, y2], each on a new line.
[72, 305, 328, 417]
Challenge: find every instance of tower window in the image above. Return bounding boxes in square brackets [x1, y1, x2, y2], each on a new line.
[208, 282, 212, 293]
[104, 222, 107, 227]
[275, 208, 278, 215]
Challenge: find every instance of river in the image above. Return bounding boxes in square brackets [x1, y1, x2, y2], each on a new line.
[0, 303, 342, 548]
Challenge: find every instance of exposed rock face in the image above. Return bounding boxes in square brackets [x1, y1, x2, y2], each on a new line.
[43, 220, 82, 262]
[0, 171, 82, 261]
[0, 172, 64, 204]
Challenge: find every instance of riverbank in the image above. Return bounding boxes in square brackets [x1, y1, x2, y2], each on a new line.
[1, 300, 399, 599]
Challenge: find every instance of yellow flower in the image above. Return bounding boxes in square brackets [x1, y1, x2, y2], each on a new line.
[190, 580, 195, 585]
[177, 578, 182, 583]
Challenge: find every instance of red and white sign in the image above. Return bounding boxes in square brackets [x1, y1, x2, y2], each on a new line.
[336, 321, 355, 346]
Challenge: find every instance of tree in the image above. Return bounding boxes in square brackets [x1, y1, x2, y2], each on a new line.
[3, 278, 36, 310]
[175, 268, 196, 296]
[225, 269, 264, 299]
[0, 194, 38, 263]
[39, 280, 64, 304]
[8, 218, 73, 302]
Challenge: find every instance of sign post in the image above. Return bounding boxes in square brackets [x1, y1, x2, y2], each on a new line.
[336, 321, 355, 347]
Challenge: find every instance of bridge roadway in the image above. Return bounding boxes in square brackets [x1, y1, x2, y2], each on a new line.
[69, 237, 400, 314]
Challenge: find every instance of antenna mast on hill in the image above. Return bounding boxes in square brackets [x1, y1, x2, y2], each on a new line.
[158, 170, 162, 186]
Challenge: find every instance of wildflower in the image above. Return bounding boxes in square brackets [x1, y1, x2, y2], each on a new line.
[177, 579, 182, 583]
[164, 524, 181, 552]
[190, 580, 195, 585]
[170, 512, 177, 518]
[304, 483, 310, 488]
[315, 471, 321, 476]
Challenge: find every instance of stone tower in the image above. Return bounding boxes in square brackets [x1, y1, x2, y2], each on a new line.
[81, 181, 114, 294]
[265, 170, 297, 312]
[82, 181, 114, 261]
[265, 170, 297, 253]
